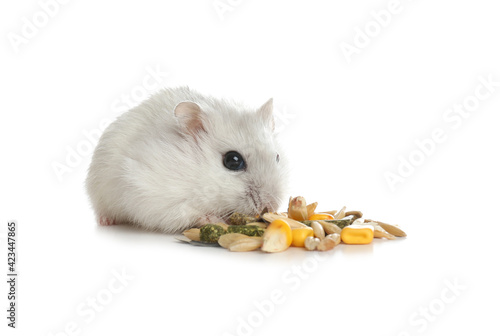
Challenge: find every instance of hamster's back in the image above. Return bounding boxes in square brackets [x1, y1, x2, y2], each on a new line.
[86, 87, 203, 228]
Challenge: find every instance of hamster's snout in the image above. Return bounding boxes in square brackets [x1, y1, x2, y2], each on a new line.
[246, 186, 280, 214]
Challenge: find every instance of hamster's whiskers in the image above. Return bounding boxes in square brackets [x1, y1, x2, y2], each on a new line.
[246, 187, 261, 214]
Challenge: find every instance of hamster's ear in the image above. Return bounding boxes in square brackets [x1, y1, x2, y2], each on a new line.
[174, 101, 206, 136]
[257, 98, 275, 131]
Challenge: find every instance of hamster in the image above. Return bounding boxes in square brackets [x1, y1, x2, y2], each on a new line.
[86, 86, 289, 233]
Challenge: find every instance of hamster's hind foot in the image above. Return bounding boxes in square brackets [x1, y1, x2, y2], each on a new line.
[99, 217, 117, 226]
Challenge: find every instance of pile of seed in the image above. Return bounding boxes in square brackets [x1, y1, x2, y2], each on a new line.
[180, 196, 406, 253]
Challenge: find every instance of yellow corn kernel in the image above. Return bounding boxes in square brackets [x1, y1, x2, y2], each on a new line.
[308, 213, 335, 221]
[291, 227, 314, 247]
[341, 225, 374, 244]
[262, 219, 293, 252]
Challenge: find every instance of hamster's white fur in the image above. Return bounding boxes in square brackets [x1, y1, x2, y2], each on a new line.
[86, 87, 288, 233]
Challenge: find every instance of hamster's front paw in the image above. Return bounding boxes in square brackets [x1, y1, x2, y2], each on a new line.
[99, 217, 117, 226]
[195, 215, 226, 227]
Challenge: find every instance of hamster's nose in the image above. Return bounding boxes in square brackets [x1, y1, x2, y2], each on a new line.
[262, 200, 279, 213]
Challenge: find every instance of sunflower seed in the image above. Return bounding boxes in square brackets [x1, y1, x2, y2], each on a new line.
[228, 237, 263, 252]
[183, 228, 200, 241]
[311, 221, 326, 240]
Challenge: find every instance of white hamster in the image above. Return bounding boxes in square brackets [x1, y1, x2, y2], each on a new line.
[86, 86, 288, 233]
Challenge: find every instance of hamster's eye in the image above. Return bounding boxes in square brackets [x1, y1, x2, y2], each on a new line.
[276, 153, 280, 163]
[223, 151, 246, 171]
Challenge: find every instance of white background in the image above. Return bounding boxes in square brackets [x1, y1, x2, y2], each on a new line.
[1, 0, 499, 335]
